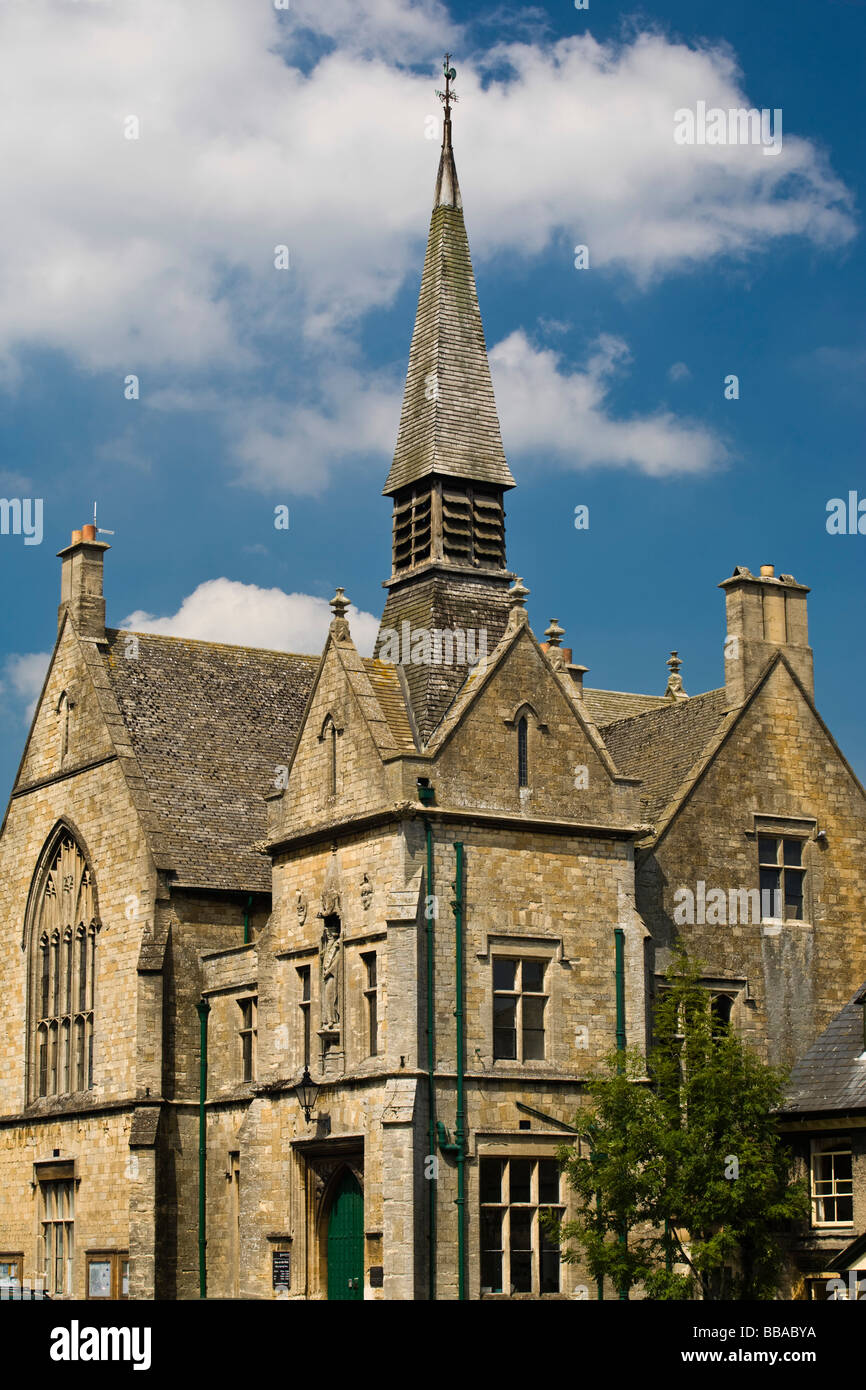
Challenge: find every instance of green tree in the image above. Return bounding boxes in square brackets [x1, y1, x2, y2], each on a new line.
[550, 954, 809, 1299]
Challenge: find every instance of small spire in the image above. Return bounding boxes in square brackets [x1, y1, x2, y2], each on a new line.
[506, 577, 530, 632]
[664, 650, 689, 702]
[329, 587, 351, 639]
[434, 54, 462, 210]
[544, 618, 567, 670]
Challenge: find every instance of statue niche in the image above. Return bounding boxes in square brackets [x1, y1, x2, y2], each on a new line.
[320, 911, 342, 1032]
[316, 851, 344, 1069]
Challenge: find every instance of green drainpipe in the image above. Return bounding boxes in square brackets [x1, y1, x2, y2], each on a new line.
[243, 894, 253, 945]
[614, 926, 627, 1299]
[195, 997, 210, 1299]
[454, 842, 466, 1301]
[614, 926, 626, 1059]
[419, 785, 437, 1302]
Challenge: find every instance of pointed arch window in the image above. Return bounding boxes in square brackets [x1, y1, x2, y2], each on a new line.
[319, 715, 341, 801]
[27, 831, 99, 1101]
[504, 703, 548, 795]
[517, 716, 528, 788]
[55, 690, 75, 766]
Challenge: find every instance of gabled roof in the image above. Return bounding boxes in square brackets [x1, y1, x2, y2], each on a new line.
[598, 688, 728, 822]
[362, 659, 416, 752]
[781, 985, 866, 1115]
[102, 630, 318, 892]
[383, 120, 514, 496]
[583, 688, 669, 725]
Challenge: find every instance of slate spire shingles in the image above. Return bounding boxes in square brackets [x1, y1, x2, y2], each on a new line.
[376, 77, 517, 743]
[383, 107, 514, 497]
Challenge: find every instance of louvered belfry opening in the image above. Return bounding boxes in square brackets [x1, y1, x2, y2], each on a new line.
[442, 484, 505, 569]
[392, 479, 506, 575]
[393, 484, 433, 573]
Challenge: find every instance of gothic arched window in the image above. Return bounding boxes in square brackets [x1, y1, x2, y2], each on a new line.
[28, 831, 98, 1100]
[517, 716, 529, 788]
[320, 715, 339, 800]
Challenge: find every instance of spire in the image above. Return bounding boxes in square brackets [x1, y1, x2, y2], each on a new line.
[434, 55, 461, 210]
[376, 58, 517, 743]
[383, 56, 514, 498]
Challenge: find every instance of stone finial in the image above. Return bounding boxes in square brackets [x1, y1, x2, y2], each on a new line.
[506, 578, 530, 633]
[329, 587, 351, 639]
[544, 618, 566, 670]
[664, 650, 689, 702]
[544, 618, 564, 647]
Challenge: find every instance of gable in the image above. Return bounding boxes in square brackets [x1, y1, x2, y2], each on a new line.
[428, 629, 640, 826]
[275, 639, 399, 836]
[13, 616, 115, 793]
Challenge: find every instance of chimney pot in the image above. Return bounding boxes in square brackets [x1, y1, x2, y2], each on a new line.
[760, 564, 775, 577]
[57, 527, 109, 640]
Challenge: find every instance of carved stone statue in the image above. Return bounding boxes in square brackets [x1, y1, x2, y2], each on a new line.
[320, 916, 342, 1030]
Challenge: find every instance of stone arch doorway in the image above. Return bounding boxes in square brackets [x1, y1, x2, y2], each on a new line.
[325, 1168, 363, 1301]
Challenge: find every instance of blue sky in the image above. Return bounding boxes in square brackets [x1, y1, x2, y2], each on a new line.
[0, 0, 864, 804]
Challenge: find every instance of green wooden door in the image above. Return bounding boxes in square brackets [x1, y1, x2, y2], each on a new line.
[326, 1170, 364, 1301]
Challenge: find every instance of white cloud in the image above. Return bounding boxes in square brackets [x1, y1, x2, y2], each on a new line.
[122, 578, 379, 656]
[490, 331, 725, 475]
[0, 3, 853, 490]
[0, 4, 853, 379]
[668, 361, 691, 382]
[1, 652, 51, 721]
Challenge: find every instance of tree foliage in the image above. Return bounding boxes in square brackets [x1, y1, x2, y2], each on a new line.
[551, 953, 809, 1299]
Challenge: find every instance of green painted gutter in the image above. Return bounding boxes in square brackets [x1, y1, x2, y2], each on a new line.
[422, 797, 437, 1301]
[614, 926, 626, 1058]
[454, 842, 466, 1301]
[614, 926, 627, 1299]
[195, 997, 210, 1299]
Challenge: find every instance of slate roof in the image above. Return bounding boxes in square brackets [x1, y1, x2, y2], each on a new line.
[377, 570, 512, 743]
[781, 986, 866, 1115]
[583, 688, 668, 725]
[598, 688, 728, 822]
[102, 630, 318, 892]
[383, 129, 514, 496]
[362, 659, 416, 752]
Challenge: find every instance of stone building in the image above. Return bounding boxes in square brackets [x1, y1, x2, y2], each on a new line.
[776, 985, 866, 1299]
[1, 94, 865, 1303]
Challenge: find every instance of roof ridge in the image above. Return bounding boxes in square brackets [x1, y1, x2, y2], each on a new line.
[106, 627, 319, 661]
[600, 687, 724, 731]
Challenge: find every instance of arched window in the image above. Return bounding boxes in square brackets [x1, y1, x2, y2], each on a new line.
[711, 993, 733, 1037]
[517, 716, 528, 789]
[57, 692, 69, 763]
[27, 831, 98, 1101]
[320, 715, 339, 800]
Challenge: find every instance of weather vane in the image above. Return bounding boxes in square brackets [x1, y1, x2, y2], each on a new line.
[92, 501, 114, 537]
[435, 54, 458, 119]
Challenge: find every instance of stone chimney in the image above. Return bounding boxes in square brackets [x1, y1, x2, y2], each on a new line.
[57, 524, 110, 640]
[719, 564, 813, 708]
